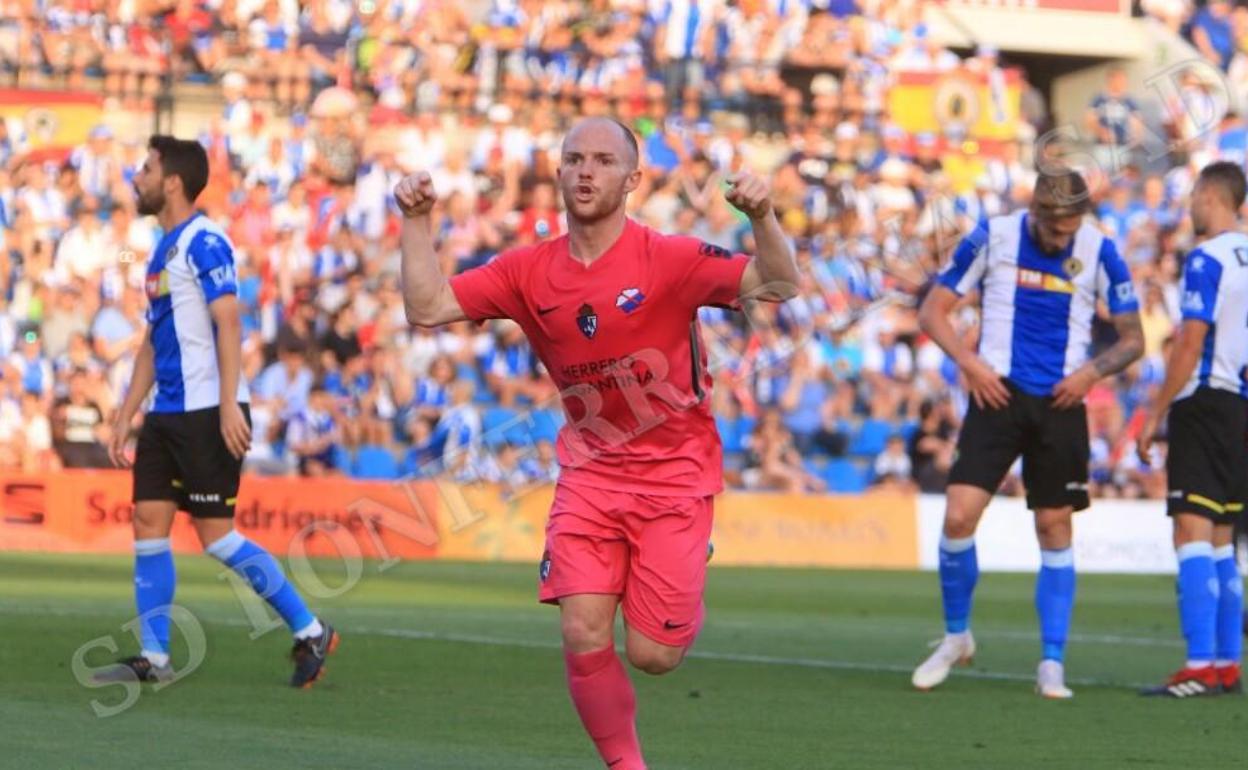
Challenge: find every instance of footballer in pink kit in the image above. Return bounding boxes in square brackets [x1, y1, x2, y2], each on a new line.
[395, 117, 798, 769]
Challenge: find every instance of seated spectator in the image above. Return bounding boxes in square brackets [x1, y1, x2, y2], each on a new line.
[777, 349, 831, 454]
[484, 320, 550, 406]
[319, 305, 362, 366]
[1097, 179, 1145, 257]
[1115, 437, 1168, 500]
[54, 332, 99, 384]
[1191, 0, 1234, 71]
[520, 439, 561, 485]
[475, 441, 532, 492]
[242, 392, 293, 477]
[434, 379, 483, 473]
[402, 354, 456, 425]
[1085, 66, 1143, 159]
[253, 340, 314, 421]
[41, 284, 92, 360]
[872, 435, 914, 492]
[286, 382, 343, 476]
[9, 330, 53, 397]
[862, 320, 913, 390]
[0, 380, 21, 469]
[1089, 430, 1117, 498]
[91, 285, 145, 367]
[741, 409, 825, 494]
[908, 400, 957, 494]
[54, 199, 111, 284]
[51, 368, 109, 468]
[19, 390, 57, 471]
[515, 180, 563, 245]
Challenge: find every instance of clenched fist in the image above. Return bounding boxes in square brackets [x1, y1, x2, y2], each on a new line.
[724, 172, 774, 221]
[394, 172, 438, 218]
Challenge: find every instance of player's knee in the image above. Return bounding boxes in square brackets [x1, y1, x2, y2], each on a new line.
[624, 643, 683, 673]
[943, 508, 979, 539]
[1034, 509, 1073, 548]
[626, 642, 684, 676]
[560, 612, 613, 653]
[1173, 513, 1214, 546]
[1212, 523, 1235, 548]
[132, 502, 175, 538]
[943, 485, 990, 537]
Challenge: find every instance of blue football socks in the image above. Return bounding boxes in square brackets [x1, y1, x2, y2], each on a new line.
[134, 537, 175, 666]
[1177, 541, 1218, 666]
[1036, 547, 1076, 663]
[939, 535, 978, 634]
[1214, 544, 1242, 666]
[206, 531, 320, 638]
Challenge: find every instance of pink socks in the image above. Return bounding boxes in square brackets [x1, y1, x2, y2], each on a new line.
[564, 646, 646, 769]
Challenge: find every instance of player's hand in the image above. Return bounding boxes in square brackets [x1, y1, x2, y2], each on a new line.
[108, 416, 131, 469]
[220, 401, 252, 460]
[393, 172, 437, 218]
[724, 172, 773, 221]
[961, 356, 1010, 410]
[1136, 409, 1160, 466]
[1052, 367, 1097, 410]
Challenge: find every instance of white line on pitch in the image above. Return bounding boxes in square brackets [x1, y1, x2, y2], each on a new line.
[0, 603, 1143, 689]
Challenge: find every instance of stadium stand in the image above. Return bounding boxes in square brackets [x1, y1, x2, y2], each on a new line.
[0, 0, 1232, 498]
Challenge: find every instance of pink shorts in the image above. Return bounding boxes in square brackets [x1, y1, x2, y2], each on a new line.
[538, 482, 714, 649]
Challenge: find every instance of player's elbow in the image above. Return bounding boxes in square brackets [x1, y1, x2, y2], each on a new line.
[769, 281, 800, 302]
[917, 296, 939, 336]
[404, 295, 445, 328]
[404, 302, 436, 328]
[404, 282, 461, 328]
[210, 308, 242, 334]
[1118, 325, 1145, 364]
[751, 274, 800, 302]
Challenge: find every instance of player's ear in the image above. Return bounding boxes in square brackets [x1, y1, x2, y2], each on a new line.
[163, 173, 182, 200]
[624, 167, 642, 194]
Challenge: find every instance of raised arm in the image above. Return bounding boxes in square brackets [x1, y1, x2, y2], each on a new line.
[395, 171, 469, 328]
[728, 172, 800, 303]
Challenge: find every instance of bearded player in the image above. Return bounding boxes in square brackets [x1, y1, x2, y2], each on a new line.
[395, 117, 798, 769]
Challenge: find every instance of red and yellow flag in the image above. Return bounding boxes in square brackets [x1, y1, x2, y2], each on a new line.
[0, 89, 104, 155]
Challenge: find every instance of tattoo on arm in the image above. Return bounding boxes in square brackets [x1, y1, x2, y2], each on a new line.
[1091, 311, 1145, 378]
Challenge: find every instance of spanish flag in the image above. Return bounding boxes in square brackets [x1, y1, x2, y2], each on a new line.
[0, 89, 104, 154]
[888, 69, 1021, 143]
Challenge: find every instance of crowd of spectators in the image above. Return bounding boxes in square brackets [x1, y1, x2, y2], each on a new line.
[0, 0, 1240, 500]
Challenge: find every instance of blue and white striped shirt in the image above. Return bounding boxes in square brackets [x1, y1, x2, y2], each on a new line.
[937, 211, 1139, 397]
[145, 213, 250, 413]
[1177, 232, 1248, 400]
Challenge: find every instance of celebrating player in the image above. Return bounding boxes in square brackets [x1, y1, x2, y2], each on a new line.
[1137, 161, 1248, 698]
[98, 136, 338, 687]
[912, 168, 1144, 698]
[395, 117, 798, 769]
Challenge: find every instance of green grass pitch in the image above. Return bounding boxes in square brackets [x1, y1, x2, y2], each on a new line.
[0, 552, 1244, 768]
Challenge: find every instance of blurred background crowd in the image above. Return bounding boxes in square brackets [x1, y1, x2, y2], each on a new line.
[0, 0, 1240, 497]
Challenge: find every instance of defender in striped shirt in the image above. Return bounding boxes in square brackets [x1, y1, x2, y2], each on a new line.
[911, 169, 1144, 699]
[1138, 161, 1248, 697]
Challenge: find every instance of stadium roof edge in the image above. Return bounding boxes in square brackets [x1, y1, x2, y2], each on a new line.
[924, 5, 1146, 59]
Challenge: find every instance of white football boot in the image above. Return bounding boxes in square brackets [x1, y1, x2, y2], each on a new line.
[912, 631, 976, 690]
[1035, 659, 1074, 699]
